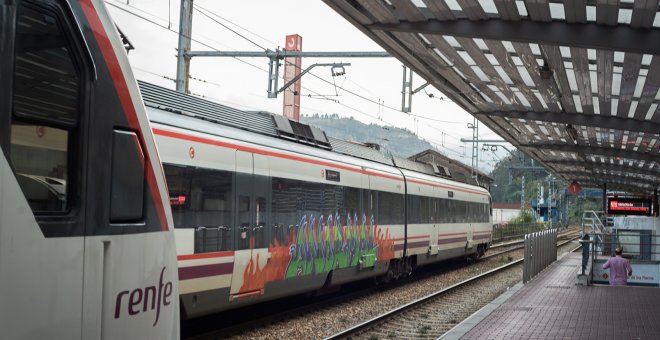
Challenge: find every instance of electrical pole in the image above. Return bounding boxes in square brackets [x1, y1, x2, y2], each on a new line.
[467, 118, 479, 185]
[537, 183, 542, 220]
[521, 175, 525, 211]
[175, 0, 193, 93]
[549, 177, 553, 229]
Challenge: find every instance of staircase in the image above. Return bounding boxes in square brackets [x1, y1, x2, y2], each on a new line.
[581, 211, 608, 252]
[578, 211, 606, 285]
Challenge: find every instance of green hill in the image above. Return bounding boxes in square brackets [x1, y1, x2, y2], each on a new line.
[301, 113, 437, 159]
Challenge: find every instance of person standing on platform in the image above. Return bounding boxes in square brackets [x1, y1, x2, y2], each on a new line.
[602, 247, 632, 286]
[579, 233, 590, 275]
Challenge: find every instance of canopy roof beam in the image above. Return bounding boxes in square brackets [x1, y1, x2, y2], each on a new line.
[474, 111, 660, 135]
[368, 19, 660, 55]
[518, 143, 660, 164]
[558, 171, 660, 186]
[548, 160, 660, 179]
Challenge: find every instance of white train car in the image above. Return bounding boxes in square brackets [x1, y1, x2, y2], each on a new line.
[0, 1, 178, 338]
[140, 82, 492, 319]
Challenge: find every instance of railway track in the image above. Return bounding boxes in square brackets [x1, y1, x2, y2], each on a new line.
[324, 237, 581, 340]
[490, 227, 580, 250]
[186, 228, 581, 339]
[485, 227, 580, 260]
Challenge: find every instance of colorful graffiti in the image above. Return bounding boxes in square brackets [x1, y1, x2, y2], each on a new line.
[240, 212, 395, 293]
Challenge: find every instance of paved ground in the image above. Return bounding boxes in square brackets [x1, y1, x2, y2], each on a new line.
[443, 252, 660, 339]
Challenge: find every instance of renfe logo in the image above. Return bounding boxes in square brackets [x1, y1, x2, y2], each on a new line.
[114, 267, 173, 326]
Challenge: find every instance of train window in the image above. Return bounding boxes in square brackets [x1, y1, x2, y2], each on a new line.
[322, 184, 342, 215]
[406, 195, 420, 224]
[454, 201, 464, 223]
[342, 186, 360, 222]
[164, 164, 192, 226]
[362, 189, 371, 216]
[164, 165, 234, 229]
[10, 3, 82, 214]
[272, 178, 301, 244]
[301, 181, 324, 216]
[437, 198, 446, 223]
[13, 5, 79, 125]
[11, 124, 69, 212]
[237, 195, 250, 249]
[379, 191, 404, 225]
[467, 202, 474, 222]
[192, 168, 233, 229]
[255, 196, 267, 248]
[419, 196, 431, 224]
[164, 164, 234, 252]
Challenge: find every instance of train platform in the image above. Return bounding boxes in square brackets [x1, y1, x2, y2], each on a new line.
[442, 252, 660, 339]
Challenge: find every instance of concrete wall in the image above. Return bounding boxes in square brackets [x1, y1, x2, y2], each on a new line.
[493, 208, 520, 224]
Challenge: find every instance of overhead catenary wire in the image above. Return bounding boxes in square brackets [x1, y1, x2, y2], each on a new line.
[192, 3, 278, 47]
[105, 1, 343, 105]
[106, 1, 475, 159]
[110, 0, 463, 142]
[105, 0, 269, 75]
[191, 3, 463, 134]
[193, 5, 267, 51]
[106, 4, 369, 121]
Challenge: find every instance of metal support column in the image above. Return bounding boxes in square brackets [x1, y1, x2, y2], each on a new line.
[175, 0, 193, 93]
[603, 183, 607, 220]
[536, 183, 542, 219]
[521, 175, 525, 210]
[467, 118, 479, 184]
[267, 56, 280, 98]
[401, 65, 413, 112]
[549, 177, 553, 229]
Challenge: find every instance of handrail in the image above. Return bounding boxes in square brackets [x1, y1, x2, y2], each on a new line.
[581, 211, 606, 245]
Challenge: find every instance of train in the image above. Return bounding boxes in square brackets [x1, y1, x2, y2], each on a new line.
[2, 0, 492, 334]
[140, 82, 493, 319]
[1, 0, 179, 338]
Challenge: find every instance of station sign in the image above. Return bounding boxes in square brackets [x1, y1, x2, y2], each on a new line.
[593, 260, 659, 287]
[607, 196, 654, 216]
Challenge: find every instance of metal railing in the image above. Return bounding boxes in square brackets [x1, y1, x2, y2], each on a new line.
[582, 230, 660, 285]
[581, 211, 608, 246]
[523, 229, 558, 283]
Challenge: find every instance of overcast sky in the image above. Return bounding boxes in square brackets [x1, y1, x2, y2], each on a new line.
[106, 0, 513, 172]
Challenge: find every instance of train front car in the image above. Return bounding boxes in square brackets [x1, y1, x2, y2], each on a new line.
[0, 0, 179, 338]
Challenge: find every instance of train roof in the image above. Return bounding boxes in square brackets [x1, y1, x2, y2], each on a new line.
[139, 81, 480, 186]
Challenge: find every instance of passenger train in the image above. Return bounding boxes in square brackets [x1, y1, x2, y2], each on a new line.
[1, 0, 179, 338]
[140, 82, 493, 319]
[2, 0, 492, 333]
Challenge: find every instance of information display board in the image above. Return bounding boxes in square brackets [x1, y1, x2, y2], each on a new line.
[607, 196, 654, 216]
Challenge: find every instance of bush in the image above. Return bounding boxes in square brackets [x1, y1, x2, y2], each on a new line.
[509, 209, 536, 224]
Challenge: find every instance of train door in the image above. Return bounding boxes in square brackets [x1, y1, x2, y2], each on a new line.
[230, 151, 270, 299]
[430, 194, 439, 256]
[466, 199, 474, 251]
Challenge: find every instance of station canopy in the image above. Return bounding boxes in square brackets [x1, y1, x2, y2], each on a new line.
[324, 0, 660, 195]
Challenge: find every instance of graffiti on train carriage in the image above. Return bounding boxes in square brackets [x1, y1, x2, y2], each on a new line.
[239, 211, 395, 293]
